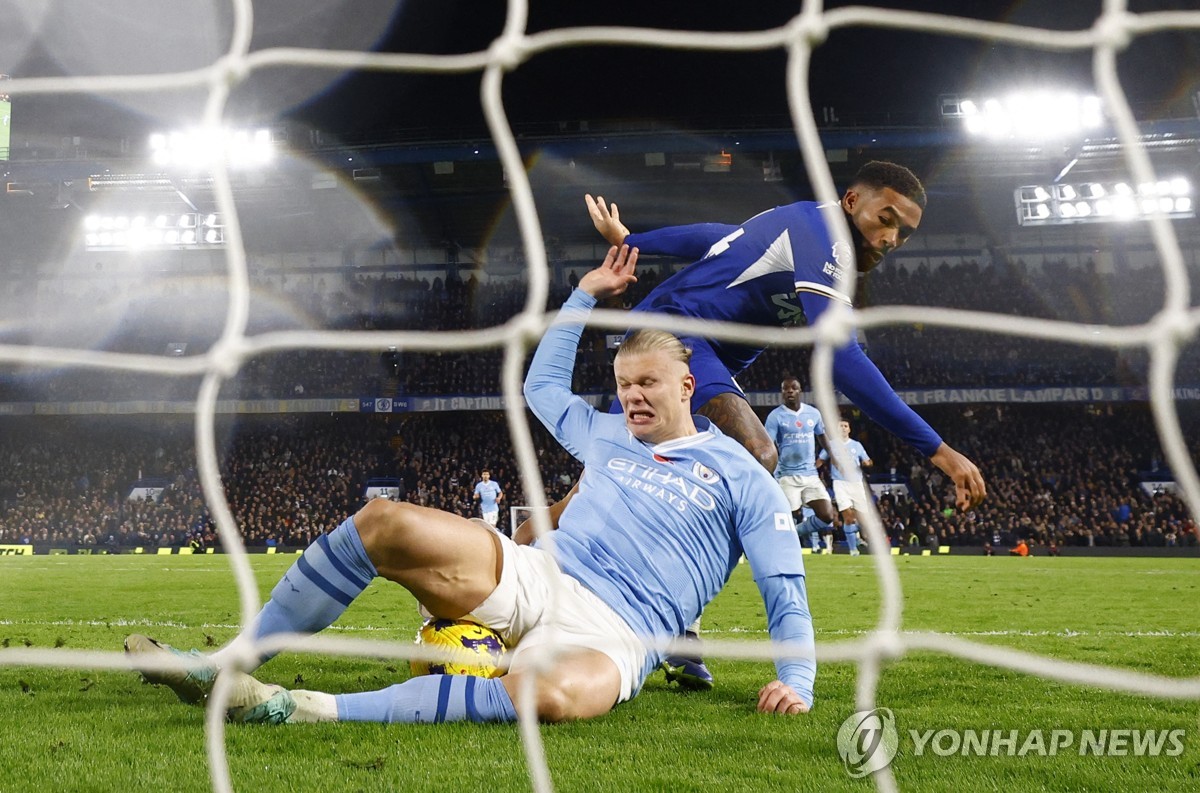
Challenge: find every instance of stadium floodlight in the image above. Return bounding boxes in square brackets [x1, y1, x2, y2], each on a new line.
[148, 126, 275, 170]
[83, 212, 225, 250]
[961, 90, 1103, 140]
[1015, 177, 1194, 226]
[88, 172, 214, 192]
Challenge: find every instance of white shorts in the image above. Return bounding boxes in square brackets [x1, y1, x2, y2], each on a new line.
[777, 474, 830, 511]
[481, 508, 499, 526]
[833, 479, 870, 513]
[466, 532, 648, 703]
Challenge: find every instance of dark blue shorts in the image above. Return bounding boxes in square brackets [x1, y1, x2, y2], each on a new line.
[607, 336, 743, 414]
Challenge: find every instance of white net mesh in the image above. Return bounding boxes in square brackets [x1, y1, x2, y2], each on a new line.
[2, 1, 1199, 791]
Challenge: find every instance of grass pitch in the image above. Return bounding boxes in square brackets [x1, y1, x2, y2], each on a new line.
[1, 554, 1198, 792]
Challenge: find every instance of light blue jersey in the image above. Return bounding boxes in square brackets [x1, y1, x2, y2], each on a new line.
[764, 403, 824, 478]
[524, 289, 816, 703]
[819, 440, 871, 482]
[474, 480, 503, 510]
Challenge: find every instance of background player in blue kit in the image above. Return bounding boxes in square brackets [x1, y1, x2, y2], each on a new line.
[126, 244, 815, 724]
[473, 470, 504, 528]
[819, 420, 874, 556]
[764, 376, 837, 553]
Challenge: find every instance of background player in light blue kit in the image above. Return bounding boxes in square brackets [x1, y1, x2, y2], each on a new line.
[819, 419, 874, 556]
[473, 470, 504, 528]
[126, 244, 815, 724]
[764, 375, 836, 553]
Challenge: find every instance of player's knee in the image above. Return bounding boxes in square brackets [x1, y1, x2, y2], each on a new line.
[354, 498, 418, 557]
[509, 668, 598, 724]
[533, 682, 577, 723]
[533, 678, 600, 723]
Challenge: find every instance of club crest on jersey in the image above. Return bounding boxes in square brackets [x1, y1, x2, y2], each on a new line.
[691, 461, 720, 484]
[832, 240, 853, 269]
[823, 240, 853, 282]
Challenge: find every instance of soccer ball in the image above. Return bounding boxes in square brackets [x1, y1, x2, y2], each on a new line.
[410, 619, 507, 678]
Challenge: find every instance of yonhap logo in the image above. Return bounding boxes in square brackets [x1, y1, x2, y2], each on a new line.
[837, 708, 899, 779]
[835, 718, 1187, 778]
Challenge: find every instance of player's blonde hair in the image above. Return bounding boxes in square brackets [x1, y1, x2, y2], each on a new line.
[614, 329, 693, 367]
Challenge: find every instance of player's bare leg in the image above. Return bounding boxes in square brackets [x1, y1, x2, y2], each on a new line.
[128, 498, 502, 704]
[503, 648, 623, 722]
[697, 392, 777, 473]
[353, 497, 502, 618]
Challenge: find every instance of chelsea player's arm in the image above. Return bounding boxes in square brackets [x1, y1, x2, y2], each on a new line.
[624, 224, 740, 261]
[795, 289, 985, 509]
[586, 190, 735, 260]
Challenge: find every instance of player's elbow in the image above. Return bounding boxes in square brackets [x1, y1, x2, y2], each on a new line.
[745, 439, 777, 473]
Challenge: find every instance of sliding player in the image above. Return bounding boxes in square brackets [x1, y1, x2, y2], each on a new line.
[126, 245, 816, 724]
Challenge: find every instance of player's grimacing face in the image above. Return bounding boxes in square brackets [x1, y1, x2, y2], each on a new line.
[842, 186, 923, 272]
[614, 349, 695, 444]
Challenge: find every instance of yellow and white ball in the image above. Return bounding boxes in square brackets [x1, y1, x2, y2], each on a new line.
[410, 619, 506, 678]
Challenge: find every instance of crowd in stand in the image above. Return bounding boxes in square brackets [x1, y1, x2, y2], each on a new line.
[5, 256, 1195, 403]
[0, 406, 1195, 554]
[856, 404, 1198, 552]
[0, 413, 580, 551]
[2, 248, 1197, 555]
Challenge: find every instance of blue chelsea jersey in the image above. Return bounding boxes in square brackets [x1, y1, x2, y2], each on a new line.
[626, 201, 846, 377]
[624, 201, 944, 458]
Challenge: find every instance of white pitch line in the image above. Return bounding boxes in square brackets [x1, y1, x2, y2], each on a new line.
[3, 619, 1197, 640]
[0, 618, 406, 633]
[717, 627, 1200, 639]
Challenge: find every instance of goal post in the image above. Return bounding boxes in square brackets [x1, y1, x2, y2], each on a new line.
[509, 505, 549, 539]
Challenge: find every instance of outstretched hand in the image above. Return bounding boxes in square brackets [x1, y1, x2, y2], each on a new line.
[578, 245, 638, 300]
[585, 194, 631, 246]
[930, 442, 986, 511]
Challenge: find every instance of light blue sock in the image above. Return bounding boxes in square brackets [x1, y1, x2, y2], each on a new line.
[336, 675, 517, 723]
[799, 513, 832, 545]
[808, 531, 821, 551]
[845, 523, 860, 553]
[252, 516, 377, 656]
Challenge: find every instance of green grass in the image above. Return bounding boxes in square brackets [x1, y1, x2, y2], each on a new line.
[1, 555, 1199, 792]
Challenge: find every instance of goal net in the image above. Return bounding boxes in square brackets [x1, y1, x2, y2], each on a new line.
[2, 2, 1199, 792]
